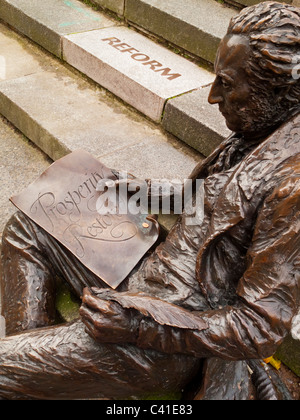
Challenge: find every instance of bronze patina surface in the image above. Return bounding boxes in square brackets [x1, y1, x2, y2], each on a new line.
[0, 1, 299, 400]
[11, 150, 159, 289]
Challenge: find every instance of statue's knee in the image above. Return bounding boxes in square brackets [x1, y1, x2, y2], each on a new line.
[1, 211, 39, 258]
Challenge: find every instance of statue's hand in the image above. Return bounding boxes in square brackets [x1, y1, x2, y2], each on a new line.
[80, 288, 141, 344]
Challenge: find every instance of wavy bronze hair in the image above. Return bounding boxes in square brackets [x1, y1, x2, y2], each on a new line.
[228, 1, 300, 106]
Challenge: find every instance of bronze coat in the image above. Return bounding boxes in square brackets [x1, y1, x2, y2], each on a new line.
[104, 113, 300, 361]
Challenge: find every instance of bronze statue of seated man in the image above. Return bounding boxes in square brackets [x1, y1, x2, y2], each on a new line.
[0, 1, 299, 400]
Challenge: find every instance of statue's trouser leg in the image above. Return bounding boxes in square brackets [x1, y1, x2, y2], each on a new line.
[0, 211, 116, 336]
[1, 212, 57, 335]
[0, 211, 252, 400]
[0, 212, 200, 399]
[0, 319, 199, 400]
[195, 358, 252, 400]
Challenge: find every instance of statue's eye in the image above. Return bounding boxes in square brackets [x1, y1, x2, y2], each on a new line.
[221, 78, 231, 89]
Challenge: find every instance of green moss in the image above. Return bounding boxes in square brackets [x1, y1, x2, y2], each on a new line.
[275, 334, 300, 377]
[55, 282, 81, 322]
[141, 392, 182, 400]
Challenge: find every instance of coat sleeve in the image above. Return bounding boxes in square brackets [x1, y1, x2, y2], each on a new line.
[136, 177, 300, 360]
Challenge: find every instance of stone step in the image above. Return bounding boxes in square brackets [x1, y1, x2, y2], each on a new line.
[0, 0, 228, 156]
[0, 22, 200, 181]
[87, 0, 237, 64]
[89, 0, 299, 64]
[124, 0, 237, 65]
[89, 0, 297, 14]
[0, 22, 203, 236]
[92, 0, 125, 15]
[62, 26, 214, 122]
[0, 0, 116, 58]
[162, 87, 231, 157]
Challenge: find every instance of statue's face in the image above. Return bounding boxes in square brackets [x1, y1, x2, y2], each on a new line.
[208, 34, 279, 136]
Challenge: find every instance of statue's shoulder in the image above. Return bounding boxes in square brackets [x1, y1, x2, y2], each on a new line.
[228, 114, 300, 202]
[258, 113, 300, 157]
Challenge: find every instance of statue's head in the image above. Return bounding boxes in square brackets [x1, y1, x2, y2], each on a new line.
[209, 1, 300, 138]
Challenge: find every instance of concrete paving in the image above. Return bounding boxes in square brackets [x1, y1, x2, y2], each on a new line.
[91, 0, 298, 16]
[0, 116, 51, 239]
[0, 0, 116, 57]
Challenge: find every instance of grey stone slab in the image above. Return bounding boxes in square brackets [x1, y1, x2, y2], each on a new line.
[91, 0, 125, 15]
[163, 86, 231, 157]
[125, 0, 237, 64]
[0, 22, 201, 177]
[0, 23, 42, 81]
[0, 116, 51, 239]
[99, 130, 199, 180]
[63, 26, 214, 121]
[0, 22, 57, 82]
[0, 0, 116, 57]
[0, 71, 164, 164]
[0, 68, 200, 179]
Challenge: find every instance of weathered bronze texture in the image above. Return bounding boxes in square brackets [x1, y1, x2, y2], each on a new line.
[10, 150, 159, 290]
[0, 1, 299, 400]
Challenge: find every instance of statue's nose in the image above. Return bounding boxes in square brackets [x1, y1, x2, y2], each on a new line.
[208, 79, 224, 105]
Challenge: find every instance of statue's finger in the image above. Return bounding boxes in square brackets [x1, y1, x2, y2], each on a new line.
[82, 290, 111, 313]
